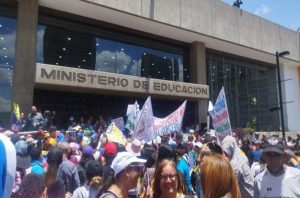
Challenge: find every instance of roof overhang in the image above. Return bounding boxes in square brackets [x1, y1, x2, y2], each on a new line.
[39, 0, 298, 67]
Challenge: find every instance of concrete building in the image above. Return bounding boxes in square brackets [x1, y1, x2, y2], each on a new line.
[0, 0, 299, 132]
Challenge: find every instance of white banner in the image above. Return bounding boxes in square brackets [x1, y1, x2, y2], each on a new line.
[154, 101, 187, 135]
[209, 87, 232, 143]
[134, 97, 155, 142]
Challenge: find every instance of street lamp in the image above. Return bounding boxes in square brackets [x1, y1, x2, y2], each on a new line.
[275, 51, 290, 139]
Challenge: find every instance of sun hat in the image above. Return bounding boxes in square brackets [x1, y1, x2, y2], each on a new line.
[263, 136, 284, 154]
[111, 152, 146, 177]
[126, 139, 142, 156]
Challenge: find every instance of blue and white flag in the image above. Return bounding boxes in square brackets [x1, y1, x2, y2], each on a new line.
[209, 87, 232, 143]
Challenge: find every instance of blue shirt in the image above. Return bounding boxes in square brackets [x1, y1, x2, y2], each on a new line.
[31, 160, 45, 175]
[253, 150, 262, 162]
[56, 133, 65, 142]
[177, 157, 193, 191]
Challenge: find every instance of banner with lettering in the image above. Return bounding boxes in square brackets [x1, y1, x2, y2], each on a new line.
[106, 122, 126, 145]
[209, 87, 232, 143]
[134, 97, 155, 143]
[154, 101, 187, 135]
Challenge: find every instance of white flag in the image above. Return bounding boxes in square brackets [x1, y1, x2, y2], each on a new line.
[134, 97, 155, 142]
[125, 101, 141, 132]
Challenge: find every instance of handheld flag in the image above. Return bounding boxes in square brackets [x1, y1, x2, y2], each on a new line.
[134, 97, 155, 143]
[209, 87, 232, 143]
[105, 122, 126, 145]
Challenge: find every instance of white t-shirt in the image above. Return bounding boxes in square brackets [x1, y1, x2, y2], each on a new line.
[72, 185, 99, 198]
[254, 166, 300, 198]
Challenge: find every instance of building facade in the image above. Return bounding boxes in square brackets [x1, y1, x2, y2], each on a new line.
[0, 0, 299, 131]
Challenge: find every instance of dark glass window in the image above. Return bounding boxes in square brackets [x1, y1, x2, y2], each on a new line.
[207, 52, 280, 131]
[37, 24, 186, 82]
[0, 16, 16, 126]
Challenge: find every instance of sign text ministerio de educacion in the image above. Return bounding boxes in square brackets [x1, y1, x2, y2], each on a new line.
[35, 64, 209, 99]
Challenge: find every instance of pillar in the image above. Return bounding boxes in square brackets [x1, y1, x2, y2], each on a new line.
[12, 0, 39, 116]
[189, 41, 208, 126]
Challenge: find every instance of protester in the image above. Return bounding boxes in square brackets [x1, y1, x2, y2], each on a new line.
[30, 146, 45, 174]
[102, 142, 118, 180]
[12, 140, 32, 196]
[45, 147, 63, 188]
[57, 142, 80, 194]
[139, 144, 157, 196]
[97, 152, 146, 198]
[222, 136, 254, 197]
[241, 138, 254, 166]
[254, 136, 300, 197]
[156, 144, 176, 167]
[251, 156, 266, 178]
[47, 177, 68, 198]
[20, 173, 46, 198]
[0, 133, 16, 198]
[73, 160, 103, 198]
[150, 159, 186, 198]
[201, 154, 241, 198]
[283, 149, 300, 169]
[252, 140, 262, 163]
[176, 143, 195, 195]
[77, 145, 95, 185]
[27, 106, 44, 131]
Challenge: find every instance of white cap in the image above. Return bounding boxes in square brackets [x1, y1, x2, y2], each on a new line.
[189, 129, 195, 134]
[111, 152, 146, 177]
[194, 142, 203, 149]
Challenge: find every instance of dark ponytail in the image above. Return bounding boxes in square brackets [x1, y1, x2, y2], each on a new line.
[96, 169, 115, 197]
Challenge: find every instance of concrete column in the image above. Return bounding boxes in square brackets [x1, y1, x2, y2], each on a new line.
[189, 41, 208, 126]
[12, 0, 39, 116]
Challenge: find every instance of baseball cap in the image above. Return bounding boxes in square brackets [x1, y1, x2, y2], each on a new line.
[82, 145, 94, 156]
[15, 140, 28, 156]
[104, 142, 117, 157]
[111, 152, 146, 176]
[263, 136, 284, 154]
[15, 140, 31, 169]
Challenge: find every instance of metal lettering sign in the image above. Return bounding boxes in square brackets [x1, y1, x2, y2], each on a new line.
[35, 63, 209, 99]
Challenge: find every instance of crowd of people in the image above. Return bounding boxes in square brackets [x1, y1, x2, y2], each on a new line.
[1, 105, 300, 198]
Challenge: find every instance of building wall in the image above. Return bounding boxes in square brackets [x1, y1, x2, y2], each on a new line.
[85, 0, 300, 62]
[282, 64, 300, 131]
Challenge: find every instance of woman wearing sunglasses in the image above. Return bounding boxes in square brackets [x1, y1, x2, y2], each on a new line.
[97, 152, 146, 198]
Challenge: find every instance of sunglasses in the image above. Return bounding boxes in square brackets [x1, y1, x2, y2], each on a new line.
[126, 164, 145, 172]
[161, 174, 177, 181]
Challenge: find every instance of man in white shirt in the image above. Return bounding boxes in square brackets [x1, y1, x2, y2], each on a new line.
[254, 136, 300, 198]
